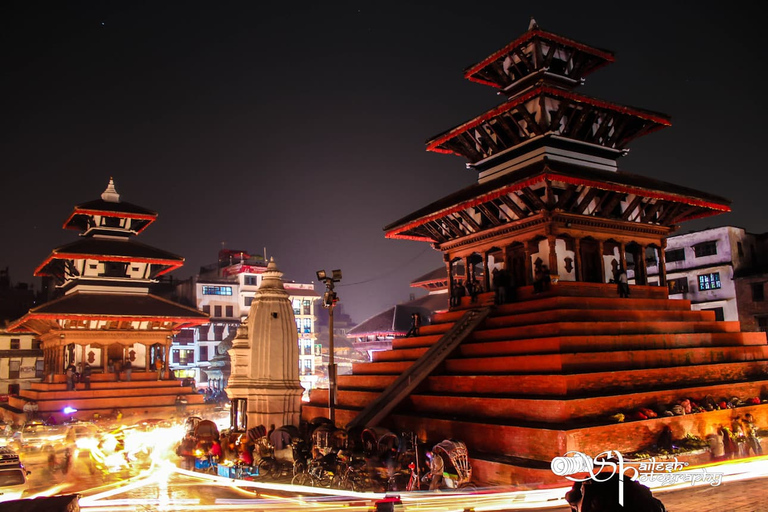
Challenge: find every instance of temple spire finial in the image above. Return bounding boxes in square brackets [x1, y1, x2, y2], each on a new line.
[528, 17, 538, 30]
[101, 177, 120, 203]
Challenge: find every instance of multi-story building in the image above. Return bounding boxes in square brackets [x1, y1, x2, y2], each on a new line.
[646, 226, 758, 322]
[0, 332, 42, 396]
[172, 250, 321, 396]
[0, 270, 44, 398]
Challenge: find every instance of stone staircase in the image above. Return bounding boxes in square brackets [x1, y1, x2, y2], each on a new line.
[7, 372, 208, 424]
[302, 281, 768, 486]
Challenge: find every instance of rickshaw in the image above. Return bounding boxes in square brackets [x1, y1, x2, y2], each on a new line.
[192, 419, 219, 473]
[257, 425, 309, 480]
[291, 424, 346, 487]
[432, 439, 475, 490]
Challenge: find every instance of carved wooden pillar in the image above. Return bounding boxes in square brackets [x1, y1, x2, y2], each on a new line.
[598, 240, 606, 283]
[574, 238, 582, 282]
[54, 346, 61, 375]
[659, 241, 667, 288]
[81, 344, 86, 369]
[145, 343, 151, 372]
[639, 244, 648, 285]
[619, 242, 627, 274]
[547, 235, 558, 276]
[164, 338, 172, 380]
[523, 243, 533, 285]
[483, 251, 491, 292]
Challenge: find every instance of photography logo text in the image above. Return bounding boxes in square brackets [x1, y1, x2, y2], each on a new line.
[551, 450, 722, 506]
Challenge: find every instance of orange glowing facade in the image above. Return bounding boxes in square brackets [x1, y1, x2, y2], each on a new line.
[302, 21, 768, 485]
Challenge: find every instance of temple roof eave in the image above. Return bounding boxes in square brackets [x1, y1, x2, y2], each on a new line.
[424, 86, 672, 163]
[383, 160, 730, 242]
[33, 238, 185, 277]
[463, 27, 615, 88]
[8, 314, 209, 335]
[6, 292, 209, 333]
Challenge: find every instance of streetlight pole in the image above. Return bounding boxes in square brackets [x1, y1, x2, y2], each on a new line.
[328, 297, 336, 425]
[317, 269, 341, 425]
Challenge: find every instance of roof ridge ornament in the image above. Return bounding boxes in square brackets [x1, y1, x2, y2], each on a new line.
[528, 17, 538, 30]
[101, 177, 121, 203]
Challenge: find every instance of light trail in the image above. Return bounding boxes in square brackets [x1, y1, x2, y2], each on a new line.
[49, 422, 768, 511]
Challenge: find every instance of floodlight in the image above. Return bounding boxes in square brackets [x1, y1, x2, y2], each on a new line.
[316, 270, 327, 281]
[332, 269, 342, 281]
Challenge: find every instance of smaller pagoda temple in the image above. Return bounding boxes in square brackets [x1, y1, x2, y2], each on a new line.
[3, 179, 209, 424]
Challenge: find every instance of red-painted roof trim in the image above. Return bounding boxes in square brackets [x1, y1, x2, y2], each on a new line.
[385, 173, 730, 240]
[34, 254, 183, 277]
[7, 314, 208, 332]
[63, 209, 157, 233]
[464, 29, 615, 86]
[425, 86, 671, 157]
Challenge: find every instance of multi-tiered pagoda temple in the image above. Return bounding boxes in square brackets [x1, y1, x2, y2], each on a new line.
[303, 21, 768, 485]
[3, 179, 208, 424]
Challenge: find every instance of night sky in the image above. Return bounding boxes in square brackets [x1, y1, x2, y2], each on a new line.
[2, 2, 766, 325]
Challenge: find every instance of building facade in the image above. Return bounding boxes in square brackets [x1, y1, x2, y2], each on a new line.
[172, 250, 321, 396]
[646, 226, 757, 322]
[0, 332, 42, 396]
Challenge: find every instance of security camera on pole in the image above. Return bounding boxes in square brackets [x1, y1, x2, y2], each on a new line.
[316, 269, 341, 425]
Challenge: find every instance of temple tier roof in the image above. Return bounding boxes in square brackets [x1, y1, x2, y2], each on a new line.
[426, 86, 671, 164]
[464, 22, 614, 93]
[7, 291, 209, 334]
[384, 159, 730, 243]
[63, 179, 158, 234]
[348, 293, 448, 339]
[34, 238, 184, 279]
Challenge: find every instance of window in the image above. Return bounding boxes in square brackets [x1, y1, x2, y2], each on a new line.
[198, 326, 209, 342]
[665, 249, 685, 263]
[226, 305, 234, 317]
[202, 305, 211, 315]
[292, 299, 301, 315]
[303, 299, 311, 315]
[10, 338, 20, 350]
[667, 277, 689, 294]
[244, 297, 254, 307]
[698, 273, 721, 291]
[693, 241, 717, 258]
[295, 318, 301, 333]
[214, 325, 225, 339]
[9, 360, 20, 379]
[202, 286, 233, 296]
[178, 349, 194, 365]
[244, 276, 258, 285]
[752, 283, 765, 302]
[758, 317, 768, 333]
[301, 358, 313, 376]
[302, 318, 312, 334]
[199, 345, 209, 362]
[214, 305, 222, 317]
